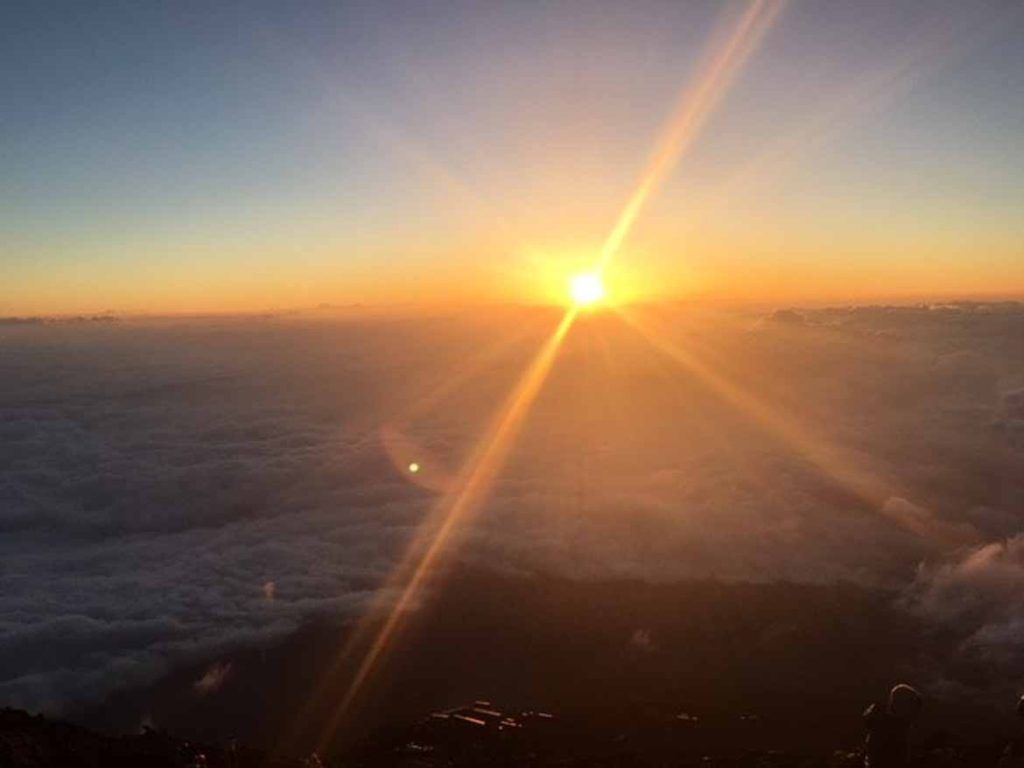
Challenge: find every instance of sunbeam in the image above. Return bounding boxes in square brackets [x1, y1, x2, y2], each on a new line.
[299, 3, 789, 746]
[379, 318, 539, 489]
[616, 306, 978, 548]
[310, 307, 578, 750]
[691, 3, 1022, 211]
[7, 0, 1024, 760]
[596, 0, 786, 274]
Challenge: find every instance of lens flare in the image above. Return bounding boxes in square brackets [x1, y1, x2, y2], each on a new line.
[290, 1, 789, 752]
[615, 305, 977, 548]
[309, 308, 579, 753]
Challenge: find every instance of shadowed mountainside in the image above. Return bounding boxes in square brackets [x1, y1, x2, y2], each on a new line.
[66, 568, 1018, 762]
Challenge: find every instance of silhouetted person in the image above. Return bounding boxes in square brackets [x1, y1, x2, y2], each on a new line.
[863, 684, 922, 768]
[997, 694, 1024, 768]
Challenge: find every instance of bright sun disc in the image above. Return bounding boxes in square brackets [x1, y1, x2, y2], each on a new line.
[569, 272, 606, 307]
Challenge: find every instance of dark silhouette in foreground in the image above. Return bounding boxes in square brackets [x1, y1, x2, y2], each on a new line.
[863, 684, 922, 768]
[6, 687, 1024, 768]
[997, 695, 1024, 768]
[0, 707, 311, 767]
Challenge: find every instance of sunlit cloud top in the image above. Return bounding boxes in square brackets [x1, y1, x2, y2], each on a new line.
[2, 0, 1023, 315]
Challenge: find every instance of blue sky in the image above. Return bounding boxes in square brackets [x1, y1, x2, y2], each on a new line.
[2, 0, 1023, 312]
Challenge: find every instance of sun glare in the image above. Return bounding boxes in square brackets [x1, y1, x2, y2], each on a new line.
[569, 272, 606, 307]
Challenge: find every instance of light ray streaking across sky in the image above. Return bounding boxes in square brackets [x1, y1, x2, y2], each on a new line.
[308, 1, 788, 741]
[313, 307, 578, 749]
[690, 2, 1024, 213]
[596, 0, 786, 274]
[616, 306, 978, 548]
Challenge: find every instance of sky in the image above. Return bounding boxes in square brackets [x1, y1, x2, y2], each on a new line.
[2, 0, 1023, 315]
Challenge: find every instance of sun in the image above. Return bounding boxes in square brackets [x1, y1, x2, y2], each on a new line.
[569, 272, 606, 307]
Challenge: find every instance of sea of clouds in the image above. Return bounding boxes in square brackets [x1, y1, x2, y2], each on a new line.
[0, 303, 1022, 711]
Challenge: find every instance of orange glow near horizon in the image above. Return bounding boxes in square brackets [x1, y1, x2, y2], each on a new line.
[250, 0, 1024, 751]
[595, 0, 786, 276]
[8, 8, 1024, 768]
[6, 1, 1024, 317]
[291, 1, 800, 743]
[286, 5, 798, 745]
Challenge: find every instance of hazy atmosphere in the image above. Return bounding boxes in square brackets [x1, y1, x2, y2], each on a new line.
[3, 1, 1024, 766]
[3, 0, 1024, 314]
[2, 303, 1022, 713]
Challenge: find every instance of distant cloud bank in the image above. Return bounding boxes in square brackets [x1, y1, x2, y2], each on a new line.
[0, 303, 1021, 710]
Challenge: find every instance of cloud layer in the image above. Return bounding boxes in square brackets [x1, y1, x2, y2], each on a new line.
[1, 304, 1022, 710]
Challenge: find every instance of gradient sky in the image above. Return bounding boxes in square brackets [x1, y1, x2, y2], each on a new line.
[3, 0, 1023, 314]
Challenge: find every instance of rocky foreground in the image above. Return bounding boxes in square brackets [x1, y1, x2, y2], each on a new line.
[2, 699, 1011, 768]
[0, 707, 313, 767]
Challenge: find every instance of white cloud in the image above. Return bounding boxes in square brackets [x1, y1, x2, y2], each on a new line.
[0, 305, 1022, 710]
[902, 535, 1024, 680]
[193, 661, 233, 696]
